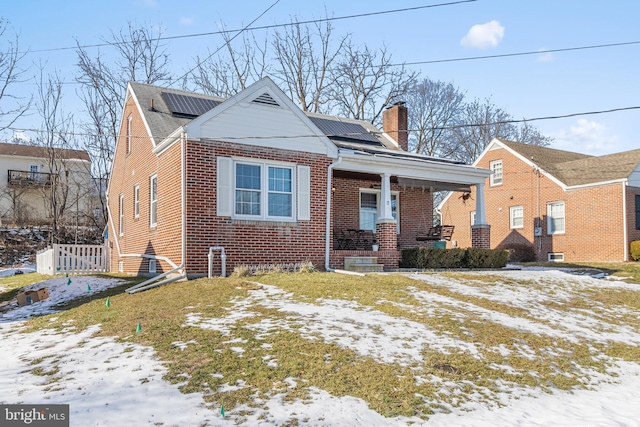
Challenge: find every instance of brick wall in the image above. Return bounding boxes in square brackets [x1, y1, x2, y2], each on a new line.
[184, 140, 331, 276]
[442, 146, 629, 262]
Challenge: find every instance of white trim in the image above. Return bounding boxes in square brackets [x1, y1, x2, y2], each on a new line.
[150, 174, 158, 228]
[547, 253, 565, 262]
[148, 259, 157, 273]
[133, 184, 140, 218]
[126, 114, 132, 154]
[470, 211, 476, 226]
[509, 205, 524, 229]
[490, 160, 503, 186]
[623, 183, 628, 261]
[118, 194, 124, 236]
[232, 157, 297, 222]
[565, 178, 627, 191]
[547, 201, 565, 235]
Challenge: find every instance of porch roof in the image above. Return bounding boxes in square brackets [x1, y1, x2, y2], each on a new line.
[335, 145, 491, 190]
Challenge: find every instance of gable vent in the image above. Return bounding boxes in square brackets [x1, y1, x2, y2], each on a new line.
[252, 92, 280, 107]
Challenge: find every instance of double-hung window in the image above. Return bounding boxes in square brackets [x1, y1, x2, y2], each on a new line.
[150, 174, 157, 227]
[547, 201, 565, 234]
[234, 161, 294, 221]
[510, 206, 523, 229]
[118, 194, 124, 236]
[490, 160, 503, 186]
[133, 185, 140, 218]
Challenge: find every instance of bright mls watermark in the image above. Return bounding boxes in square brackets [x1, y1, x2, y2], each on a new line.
[1, 405, 69, 426]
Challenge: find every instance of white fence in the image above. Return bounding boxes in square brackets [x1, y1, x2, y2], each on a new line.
[37, 243, 109, 275]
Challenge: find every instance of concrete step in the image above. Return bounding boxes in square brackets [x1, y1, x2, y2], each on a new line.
[343, 256, 383, 273]
[350, 263, 384, 273]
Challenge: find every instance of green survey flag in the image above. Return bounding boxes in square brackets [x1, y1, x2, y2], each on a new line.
[220, 404, 225, 418]
[105, 296, 110, 308]
[87, 284, 91, 292]
[136, 322, 142, 334]
[67, 278, 72, 286]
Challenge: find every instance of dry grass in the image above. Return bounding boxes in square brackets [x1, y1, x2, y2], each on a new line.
[19, 268, 640, 420]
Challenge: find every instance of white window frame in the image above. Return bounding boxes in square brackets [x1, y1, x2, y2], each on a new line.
[510, 205, 524, 229]
[490, 160, 503, 186]
[470, 211, 476, 227]
[118, 194, 124, 236]
[148, 259, 157, 273]
[232, 159, 296, 222]
[359, 189, 400, 234]
[150, 174, 158, 228]
[547, 201, 565, 234]
[548, 253, 565, 262]
[126, 114, 132, 154]
[133, 184, 140, 218]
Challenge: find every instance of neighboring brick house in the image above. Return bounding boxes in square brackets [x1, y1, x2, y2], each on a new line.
[439, 138, 640, 262]
[106, 77, 491, 278]
[0, 142, 93, 225]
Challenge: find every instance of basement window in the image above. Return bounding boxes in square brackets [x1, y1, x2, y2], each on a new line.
[547, 253, 565, 262]
[148, 259, 157, 273]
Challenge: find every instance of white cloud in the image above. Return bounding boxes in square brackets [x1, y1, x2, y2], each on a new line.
[460, 20, 504, 49]
[11, 130, 31, 143]
[179, 17, 194, 26]
[536, 49, 554, 62]
[550, 119, 619, 154]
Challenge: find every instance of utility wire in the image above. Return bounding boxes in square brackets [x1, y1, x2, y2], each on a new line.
[168, 0, 280, 87]
[396, 40, 640, 66]
[7, 105, 640, 140]
[24, 1, 477, 54]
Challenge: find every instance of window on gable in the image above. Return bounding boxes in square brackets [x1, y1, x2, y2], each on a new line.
[547, 201, 565, 234]
[234, 161, 295, 221]
[490, 160, 503, 186]
[119, 194, 124, 236]
[150, 174, 157, 227]
[510, 206, 524, 229]
[126, 114, 132, 154]
[359, 190, 399, 234]
[134, 185, 140, 218]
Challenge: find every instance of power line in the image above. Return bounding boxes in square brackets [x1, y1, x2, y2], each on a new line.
[168, 0, 280, 87]
[7, 105, 640, 140]
[396, 40, 640, 66]
[24, 1, 477, 55]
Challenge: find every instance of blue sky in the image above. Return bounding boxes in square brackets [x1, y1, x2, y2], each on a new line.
[3, 0, 639, 155]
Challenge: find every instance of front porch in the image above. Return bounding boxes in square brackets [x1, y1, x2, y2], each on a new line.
[325, 150, 492, 272]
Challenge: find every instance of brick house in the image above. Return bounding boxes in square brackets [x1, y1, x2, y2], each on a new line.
[0, 142, 93, 225]
[106, 77, 491, 279]
[439, 138, 640, 262]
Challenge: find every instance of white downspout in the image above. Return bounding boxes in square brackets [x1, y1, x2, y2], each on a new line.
[623, 182, 628, 261]
[208, 246, 227, 278]
[325, 156, 342, 271]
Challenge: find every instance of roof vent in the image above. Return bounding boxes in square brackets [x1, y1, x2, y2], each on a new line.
[252, 92, 280, 107]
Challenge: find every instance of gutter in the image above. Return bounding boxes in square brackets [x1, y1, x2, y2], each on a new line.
[325, 156, 342, 271]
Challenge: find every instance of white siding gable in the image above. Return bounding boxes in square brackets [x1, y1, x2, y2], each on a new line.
[629, 164, 640, 187]
[185, 77, 337, 157]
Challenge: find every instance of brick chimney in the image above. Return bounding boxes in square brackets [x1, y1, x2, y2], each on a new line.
[383, 102, 408, 151]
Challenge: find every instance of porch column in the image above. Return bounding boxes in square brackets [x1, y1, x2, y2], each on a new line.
[471, 182, 491, 249]
[376, 173, 397, 251]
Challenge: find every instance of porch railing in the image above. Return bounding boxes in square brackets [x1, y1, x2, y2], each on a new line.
[37, 243, 109, 275]
[8, 169, 53, 186]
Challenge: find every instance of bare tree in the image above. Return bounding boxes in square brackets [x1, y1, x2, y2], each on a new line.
[329, 42, 418, 124]
[189, 29, 269, 97]
[0, 18, 30, 133]
[272, 18, 345, 113]
[75, 22, 172, 231]
[405, 78, 465, 156]
[35, 67, 76, 243]
[446, 98, 552, 163]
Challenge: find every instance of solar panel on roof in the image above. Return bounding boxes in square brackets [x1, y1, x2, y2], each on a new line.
[309, 117, 381, 145]
[161, 92, 221, 118]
